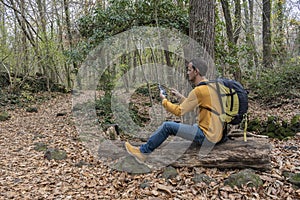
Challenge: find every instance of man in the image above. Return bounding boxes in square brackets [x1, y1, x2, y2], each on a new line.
[125, 58, 224, 162]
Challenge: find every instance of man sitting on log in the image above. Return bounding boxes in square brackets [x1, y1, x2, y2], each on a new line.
[125, 58, 226, 163]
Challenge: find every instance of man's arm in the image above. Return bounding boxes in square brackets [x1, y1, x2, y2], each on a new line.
[170, 88, 185, 103]
[162, 89, 199, 116]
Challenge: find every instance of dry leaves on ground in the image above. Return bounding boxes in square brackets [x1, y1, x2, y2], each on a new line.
[0, 93, 299, 199]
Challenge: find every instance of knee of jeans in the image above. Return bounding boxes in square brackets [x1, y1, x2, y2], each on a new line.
[162, 121, 177, 135]
[162, 121, 173, 129]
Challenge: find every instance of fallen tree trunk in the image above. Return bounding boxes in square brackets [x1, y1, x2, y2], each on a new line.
[172, 137, 272, 171]
[97, 135, 272, 172]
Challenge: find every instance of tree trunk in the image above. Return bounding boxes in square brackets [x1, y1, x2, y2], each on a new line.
[37, 0, 52, 90]
[220, 0, 242, 81]
[171, 137, 272, 171]
[63, 0, 77, 87]
[243, 0, 259, 70]
[243, 0, 251, 67]
[232, 0, 241, 82]
[274, 0, 286, 65]
[52, 0, 65, 86]
[187, 0, 216, 124]
[101, 136, 272, 172]
[164, 49, 171, 68]
[298, 26, 300, 55]
[249, 0, 259, 68]
[20, 0, 29, 75]
[262, 0, 272, 68]
[220, 0, 234, 44]
[189, 0, 215, 61]
[0, 3, 7, 47]
[233, 0, 241, 44]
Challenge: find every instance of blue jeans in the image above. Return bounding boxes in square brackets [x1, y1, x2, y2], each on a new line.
[140, 121, 206, 154]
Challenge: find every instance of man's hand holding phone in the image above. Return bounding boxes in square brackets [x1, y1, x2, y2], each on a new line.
[158, 84, 168, 99]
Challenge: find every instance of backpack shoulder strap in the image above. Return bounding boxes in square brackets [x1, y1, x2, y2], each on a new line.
[198, 80, 231, 144]
[196, 80, 224, 115]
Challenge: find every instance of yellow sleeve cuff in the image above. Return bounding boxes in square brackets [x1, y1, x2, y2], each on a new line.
[162, 98, 168, 106]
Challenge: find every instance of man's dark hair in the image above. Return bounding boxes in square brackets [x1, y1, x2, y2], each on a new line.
[190, 58, 208, 76]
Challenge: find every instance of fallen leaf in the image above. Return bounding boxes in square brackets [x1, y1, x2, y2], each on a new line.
[156, 183, 173, 196]
[151, 189, 159, 196]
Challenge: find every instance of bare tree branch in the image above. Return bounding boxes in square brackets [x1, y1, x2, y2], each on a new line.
[0, 0, 43, 43]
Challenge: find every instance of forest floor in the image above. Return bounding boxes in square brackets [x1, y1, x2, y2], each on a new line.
[0, 92, 299, 199]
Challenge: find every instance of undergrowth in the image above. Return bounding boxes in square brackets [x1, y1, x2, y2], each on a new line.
[248, 63, 300, 104]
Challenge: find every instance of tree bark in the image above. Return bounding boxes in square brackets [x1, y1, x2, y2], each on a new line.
[63, 0, 73, 48]
[298, 26, 300, 55]
[220, 0, 234, 44]
[262, 0, 272, 68]
[63, 0, 77, 88]
[171, 137, 272, 171]
[0, 3, 7, 47]
[20, 0, 29, 75]
[53, 0, 67, 86]
[220, 0, 242, 81]
[243, 0, 259, 70]
[233, 0, 241, 44]
[37, 0, 52, 90]
[188, 0, 216, 122]
[249, 0, 259, 68]
[101, 136, 272, 171]
[189, 0, 215, 61]
[274, 0, 286, 65]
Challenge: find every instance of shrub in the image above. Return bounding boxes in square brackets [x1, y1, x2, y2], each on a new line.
[249, 63, 300, 103]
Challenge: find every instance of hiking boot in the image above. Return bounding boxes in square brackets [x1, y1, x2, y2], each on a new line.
[125, 142, 146, 163]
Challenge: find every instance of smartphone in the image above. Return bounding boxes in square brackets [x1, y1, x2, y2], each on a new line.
[158, 83, 168, 97]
